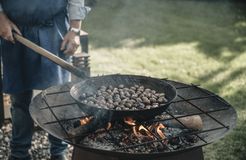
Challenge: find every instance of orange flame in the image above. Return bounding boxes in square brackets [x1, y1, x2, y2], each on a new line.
[124, 117, 136, 126]
[106, 122, 112, 130]
[132, 125, 153, 138]
[156, 123, 166, 139]
[133, 126, 140, 137]
[139, 125, 153, 138]
[80, 116, 93, 126]
[124, 117, 166, 140]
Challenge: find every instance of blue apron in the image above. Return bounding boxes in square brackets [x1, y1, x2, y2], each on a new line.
[0, 0, 71, 94]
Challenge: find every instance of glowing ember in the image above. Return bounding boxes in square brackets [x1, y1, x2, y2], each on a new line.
[133, 126, 140, 137]
[124, 117, 154, 139]
[124, 117, 136, 126]
[124, 117, 167, 140]
[156, 123, 166, 139]
[133, 126, 152, 138]
[106, 122, 112, 130]
[80, 116, 93, 126]
[138, 125, 153, 138]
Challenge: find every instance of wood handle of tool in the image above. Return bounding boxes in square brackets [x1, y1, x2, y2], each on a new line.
[172, 115, 203, 130]
[13, 33, 85, 78]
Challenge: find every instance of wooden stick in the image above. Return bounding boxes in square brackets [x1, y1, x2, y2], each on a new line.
[163, 115, 203, 130]
[13, 33, 86, 78]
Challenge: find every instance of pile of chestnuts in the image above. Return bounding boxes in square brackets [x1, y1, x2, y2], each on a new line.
[80, 84, 168, 110]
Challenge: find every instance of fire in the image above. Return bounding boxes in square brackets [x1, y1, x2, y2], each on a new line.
[133, 126, 140, 137]
[156, 123, 166, 139]
[138, 125, 153, 138]
[106, 122, 112, 130]
[132, 125, 153, 138]
[124, 117, 136, 126]
[80, 116, 93, 126]
[124, 117, 166, 140]
[123, 117, 155, 139]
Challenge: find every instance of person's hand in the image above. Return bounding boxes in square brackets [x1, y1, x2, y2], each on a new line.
[60, 31, 80, 55]
[0, 12, 21, 43]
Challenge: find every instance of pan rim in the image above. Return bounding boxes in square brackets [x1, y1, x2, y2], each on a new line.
[70, 74, 177, 113]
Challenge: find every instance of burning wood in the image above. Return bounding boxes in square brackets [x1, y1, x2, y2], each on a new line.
[67, 114, 203, 139]
[156, 123, 166, 139]
[64, 113, 203, 153]
[124, 117, 163, 140]
[124, 117, 136, 126]
[124, 115, 203, 141]
[106, 122, 112, 130]
[68, 113, 204, 156]
[80, 116, 93, 126]
[67, 116, 110, 137]
[138, 125, 153, 138]
[81, 120, 200, 154]
[176, 116, 203, 131]
[132, 125, 153, 139]
[124, 117, 153, 139]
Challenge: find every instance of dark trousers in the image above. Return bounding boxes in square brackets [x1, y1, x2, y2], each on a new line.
[10, 90, 67, 159]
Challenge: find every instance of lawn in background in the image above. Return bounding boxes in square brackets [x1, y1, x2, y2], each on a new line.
[83, 0, 246, 159]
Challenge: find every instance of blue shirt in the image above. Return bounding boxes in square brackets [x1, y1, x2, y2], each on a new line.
[0, 0, 90, 20]
[0, 0, 88, 94]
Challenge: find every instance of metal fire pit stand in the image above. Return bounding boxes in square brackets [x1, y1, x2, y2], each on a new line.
[30, 78, 236, 160]
[72, 147, 204, 160]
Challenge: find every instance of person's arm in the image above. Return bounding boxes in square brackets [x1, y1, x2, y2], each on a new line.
[68, 0, 89, 20]
[0, 5, 21, 43]
[61, 0, 90, 55]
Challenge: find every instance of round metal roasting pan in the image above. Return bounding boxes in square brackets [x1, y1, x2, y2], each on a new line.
[70, 74, 177, 121]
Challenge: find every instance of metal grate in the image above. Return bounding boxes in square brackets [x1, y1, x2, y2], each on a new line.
[31, 79, 236, 156]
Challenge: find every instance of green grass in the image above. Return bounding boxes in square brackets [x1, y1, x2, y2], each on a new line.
[83, 0, 246, 159]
